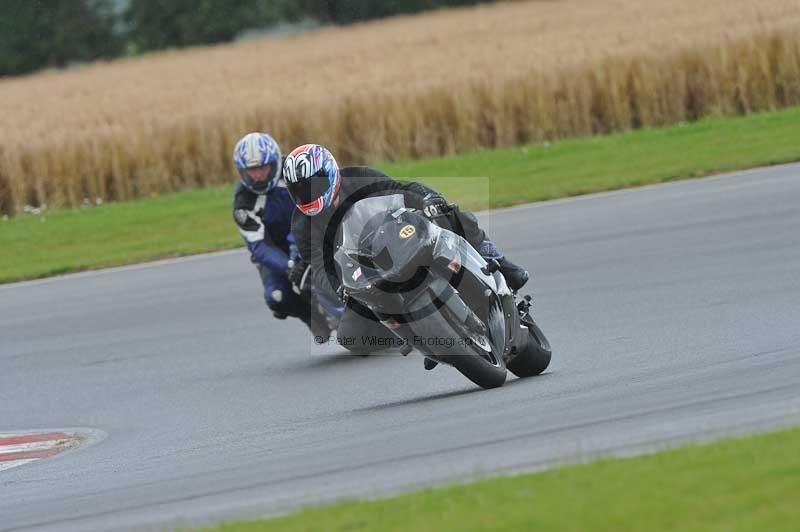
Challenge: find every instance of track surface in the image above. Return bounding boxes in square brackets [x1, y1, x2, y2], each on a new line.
[1, 165, 799, 531]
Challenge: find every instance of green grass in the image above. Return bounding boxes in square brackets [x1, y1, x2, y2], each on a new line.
[395, 107, 800, 209]
[201, 427, 800, 532]
[0, 187, 237, 283]
[3, 107, 800, 283]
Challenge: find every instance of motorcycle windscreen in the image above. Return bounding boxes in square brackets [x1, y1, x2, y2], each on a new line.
[335, 195, 435, 305]
[339, 194, 406, 252]
[337, 194, 406, 291]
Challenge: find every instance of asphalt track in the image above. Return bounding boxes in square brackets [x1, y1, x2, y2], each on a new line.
[1, 164, 799, 531]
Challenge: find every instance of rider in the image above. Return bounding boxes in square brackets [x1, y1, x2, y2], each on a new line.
[282, 143, 529, 353]
[232, 133, 333, 339]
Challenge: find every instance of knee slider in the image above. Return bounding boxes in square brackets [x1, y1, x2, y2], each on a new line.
[266, 289, 288, 312]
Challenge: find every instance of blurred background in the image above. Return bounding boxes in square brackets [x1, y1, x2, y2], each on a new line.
[1, 0, 798, 216]
[0, 0, 489, 76]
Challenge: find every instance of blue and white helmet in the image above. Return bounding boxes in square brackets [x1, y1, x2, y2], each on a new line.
[233, 132, 282, 194]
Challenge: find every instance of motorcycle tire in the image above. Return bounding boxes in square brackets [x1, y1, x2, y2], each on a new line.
[440, 306, 507, 389]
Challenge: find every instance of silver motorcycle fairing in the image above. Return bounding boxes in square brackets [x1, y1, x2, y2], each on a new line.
[333, 194, 518, 358]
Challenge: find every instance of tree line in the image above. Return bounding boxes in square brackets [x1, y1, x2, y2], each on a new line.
[0, 0, 491, 77]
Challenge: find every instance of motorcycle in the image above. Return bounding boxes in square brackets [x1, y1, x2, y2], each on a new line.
[334, 194, 551, 389]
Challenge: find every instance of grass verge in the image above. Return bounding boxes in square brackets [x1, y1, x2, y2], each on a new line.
[3, 107, 800, 283]
[200, 426, 800, 532]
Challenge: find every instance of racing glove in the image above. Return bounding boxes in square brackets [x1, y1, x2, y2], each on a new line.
[421, 192, 450, 218]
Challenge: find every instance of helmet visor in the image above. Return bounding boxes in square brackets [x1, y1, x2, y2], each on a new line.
[286, 169, 331, 206]
[238, 160, 277, 193]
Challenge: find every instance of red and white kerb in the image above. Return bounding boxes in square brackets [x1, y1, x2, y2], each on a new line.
[0, 432, 81, 472]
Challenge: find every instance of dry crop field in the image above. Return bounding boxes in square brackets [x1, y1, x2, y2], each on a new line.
[1, 0, 799, 214]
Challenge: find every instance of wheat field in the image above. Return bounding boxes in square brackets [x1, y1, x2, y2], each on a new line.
[1, 0, 799, 214]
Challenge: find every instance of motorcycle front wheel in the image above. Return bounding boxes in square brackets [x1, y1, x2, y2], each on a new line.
[439, 305, 507, 389]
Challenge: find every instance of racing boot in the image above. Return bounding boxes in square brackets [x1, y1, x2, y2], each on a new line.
[478, 241, 529, 291]
[497, 256, 529, 291]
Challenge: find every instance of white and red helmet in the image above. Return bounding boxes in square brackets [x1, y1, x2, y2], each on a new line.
[283, 144, 341, 216]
